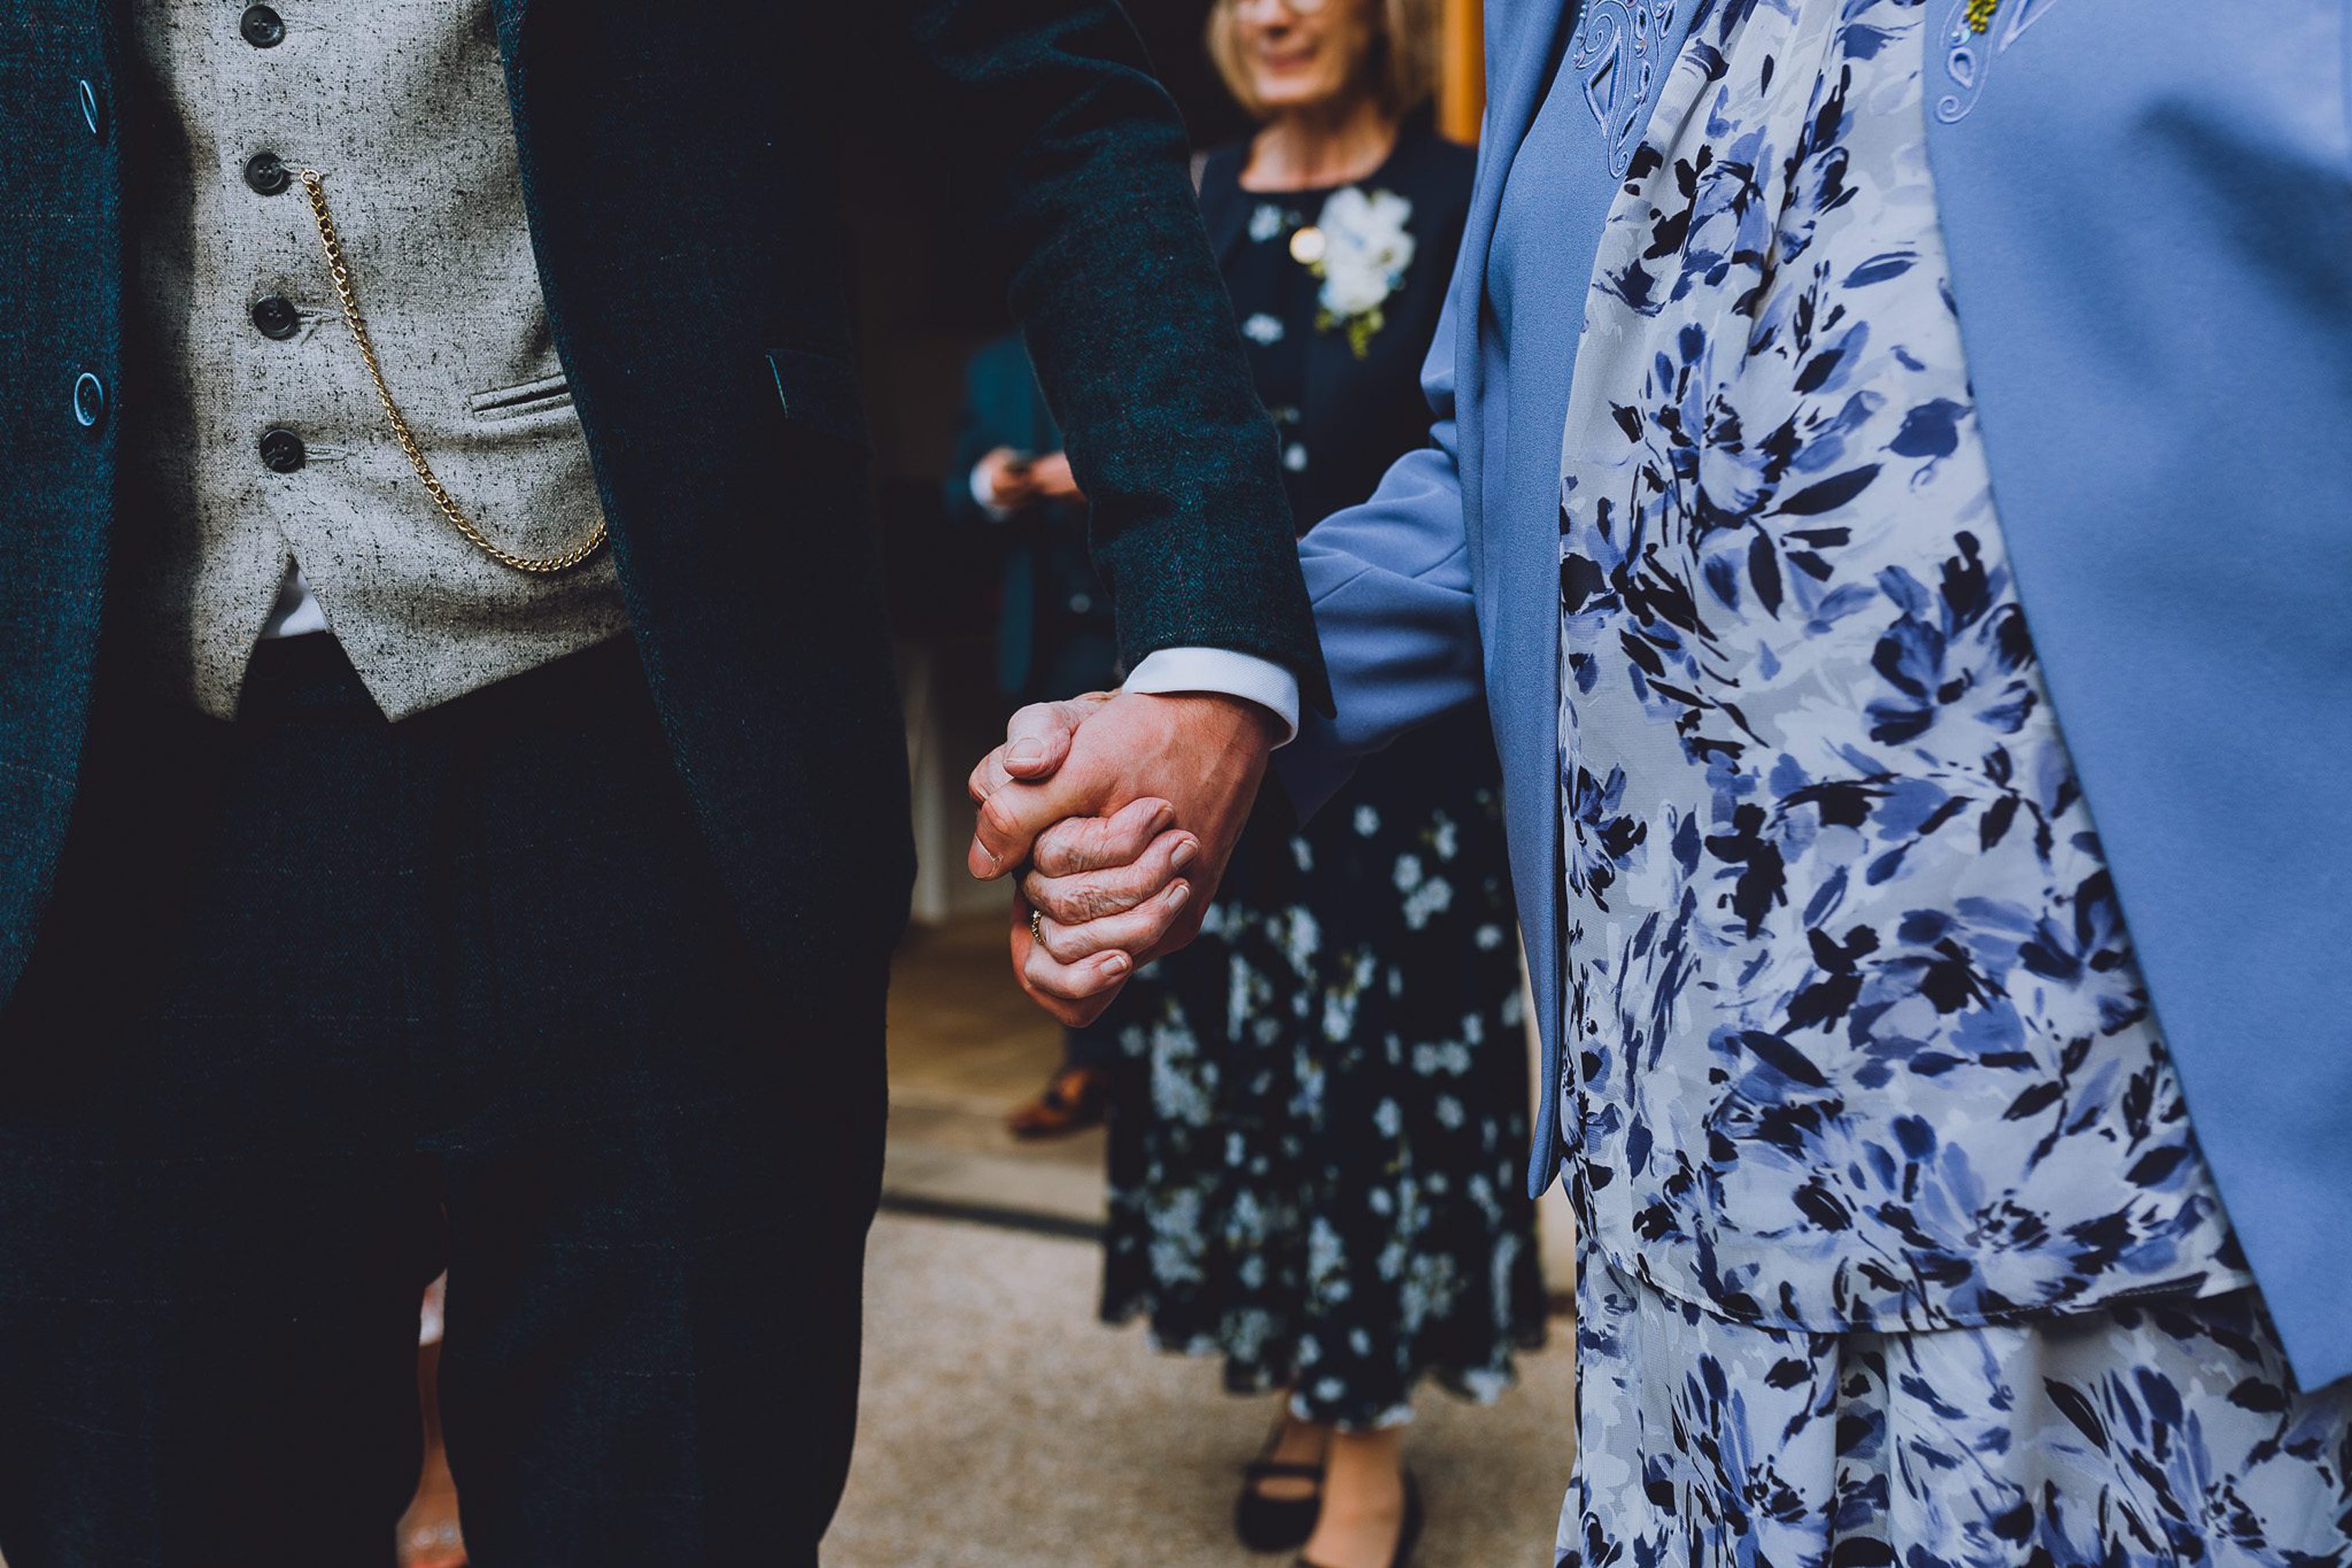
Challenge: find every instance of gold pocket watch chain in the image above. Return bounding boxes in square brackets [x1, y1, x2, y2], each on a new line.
[299, 169, 608, 575]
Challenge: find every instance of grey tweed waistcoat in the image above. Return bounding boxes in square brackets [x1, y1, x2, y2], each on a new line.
[122, 0, 627, 720]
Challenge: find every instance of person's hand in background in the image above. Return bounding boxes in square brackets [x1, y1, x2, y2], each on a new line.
[975, 446, 1042, 513]
[968, 691, 1274, 1025]
[1024, 451, 1085, 504]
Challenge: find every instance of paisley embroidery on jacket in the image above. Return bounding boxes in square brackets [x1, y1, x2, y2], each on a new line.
[1570, 0, 1684, 176]
[1936, 0, 2068, 122]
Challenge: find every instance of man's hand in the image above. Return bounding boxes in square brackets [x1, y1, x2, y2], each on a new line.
[968, 690, 1276, 1025]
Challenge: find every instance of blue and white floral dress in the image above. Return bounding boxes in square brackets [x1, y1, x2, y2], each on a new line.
[1552, 0, 2352, 1559]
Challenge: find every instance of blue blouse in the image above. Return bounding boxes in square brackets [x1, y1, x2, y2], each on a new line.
[1552, 0, 2248, 1332]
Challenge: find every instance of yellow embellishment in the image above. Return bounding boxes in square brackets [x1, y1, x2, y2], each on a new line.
[1966, 0, 2000, 32]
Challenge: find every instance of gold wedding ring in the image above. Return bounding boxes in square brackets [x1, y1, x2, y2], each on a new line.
[1029, 908, 1047, 945]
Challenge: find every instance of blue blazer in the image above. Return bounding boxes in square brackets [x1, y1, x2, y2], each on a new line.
[1279, 0, 2352, 1388]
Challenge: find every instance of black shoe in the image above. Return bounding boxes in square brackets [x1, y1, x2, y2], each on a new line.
[1297, 1471, 1422, 1568]
[1235, 1425, 1328, 1552]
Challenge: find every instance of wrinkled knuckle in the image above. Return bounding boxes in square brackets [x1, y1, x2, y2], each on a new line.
[1024, 954, 1073, 1001]
[1104, 863, 1156, 902]
[977, 793, 1023, 843]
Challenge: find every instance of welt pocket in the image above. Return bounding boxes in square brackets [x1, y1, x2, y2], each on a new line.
[766, 347, 869, 448]
[466, 371, 575, 420]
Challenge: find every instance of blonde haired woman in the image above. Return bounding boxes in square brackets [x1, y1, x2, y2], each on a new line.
[1091, 3, 1544, 1566]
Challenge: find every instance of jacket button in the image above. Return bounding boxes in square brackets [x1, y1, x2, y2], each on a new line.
[72, 372, 107, 430]
[77, 78, 105, 139]
[244, 151, 291, 196]
[240, 5, 286, 46]
[258, 427, 306, 473]
[250, 295, 301, 339]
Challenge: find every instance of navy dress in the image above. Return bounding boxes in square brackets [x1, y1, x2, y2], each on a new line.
[1098, 126, 1549, 1432]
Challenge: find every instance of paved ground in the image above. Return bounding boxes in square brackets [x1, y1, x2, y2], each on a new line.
[833, 916, 1581, 1568]
[829, 1211, 1576, 1568]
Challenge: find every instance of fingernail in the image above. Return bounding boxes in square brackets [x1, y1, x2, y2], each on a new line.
[1102, 952, 1131, 978]
[1167, 882, 1190, 910]
[1009, 739, 1045, 765]
[1171, 838, 1198, 869]
[1152, 800, 1175, 831]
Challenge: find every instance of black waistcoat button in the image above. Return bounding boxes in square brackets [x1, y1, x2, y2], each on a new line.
[251, 295, 302, 340]
[240, 5, 287, 46]
[259, 427, 307, 473]
[245, 151, 292, 196]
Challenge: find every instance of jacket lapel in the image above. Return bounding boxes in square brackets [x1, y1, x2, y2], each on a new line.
[488, 0, 530, 62]
[1452, 0, 1580, 505]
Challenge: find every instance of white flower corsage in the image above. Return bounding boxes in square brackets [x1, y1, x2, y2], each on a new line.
[1294, 187, 1415, 359]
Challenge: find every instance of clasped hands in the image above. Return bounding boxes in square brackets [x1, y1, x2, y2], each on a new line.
[967, 691, 1279, 1025]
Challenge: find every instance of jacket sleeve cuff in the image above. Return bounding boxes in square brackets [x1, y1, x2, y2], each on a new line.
[1123, 648, 1301, 745]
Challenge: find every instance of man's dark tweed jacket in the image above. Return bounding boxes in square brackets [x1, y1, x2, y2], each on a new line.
[0, 0, 1329, 1005]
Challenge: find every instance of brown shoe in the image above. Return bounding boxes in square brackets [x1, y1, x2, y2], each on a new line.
[1005, 1065, 1110, 1139]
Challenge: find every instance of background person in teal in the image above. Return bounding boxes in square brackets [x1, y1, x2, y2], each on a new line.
[947, 334, 1120, 716]
[949, 332, 1126, 1139]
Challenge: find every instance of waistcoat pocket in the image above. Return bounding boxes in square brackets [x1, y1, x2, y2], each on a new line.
[466, 371, 575, 420]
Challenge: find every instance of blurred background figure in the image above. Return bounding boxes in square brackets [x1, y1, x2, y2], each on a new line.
[949, 335, 1123, 1140]
[1089, 2, 1544, 1566]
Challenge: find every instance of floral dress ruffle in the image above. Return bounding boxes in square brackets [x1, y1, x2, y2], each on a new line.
[1566, 1244, 2352, 1568]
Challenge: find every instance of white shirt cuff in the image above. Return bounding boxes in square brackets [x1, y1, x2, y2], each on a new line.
[1123, 648, 1301, 746]
[970, 463, 1014, 521]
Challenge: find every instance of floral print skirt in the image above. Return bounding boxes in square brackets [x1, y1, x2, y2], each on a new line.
[1564, 1242, 2352, 1567]
[1098, 707, 1548, 1432]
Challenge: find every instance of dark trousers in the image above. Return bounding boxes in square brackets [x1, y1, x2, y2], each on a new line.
[0, 634, 886, 1567]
